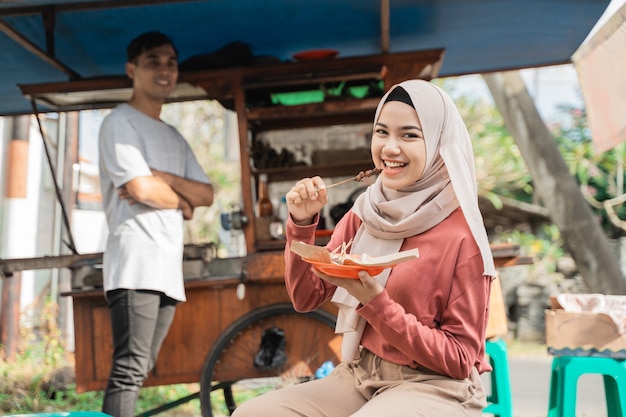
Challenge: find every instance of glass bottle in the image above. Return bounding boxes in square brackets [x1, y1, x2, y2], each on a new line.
[275, 196, 288, 239]
[256, 173, 273, 218]
[278, 196, 289, 226]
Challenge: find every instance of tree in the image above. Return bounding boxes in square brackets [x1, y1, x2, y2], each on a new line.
[483, 71, 626, 294]
[551, 106, 626, 238]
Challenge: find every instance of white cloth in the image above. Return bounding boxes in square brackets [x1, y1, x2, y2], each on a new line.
[556, 293, 626, 335]
[99, 103, 210, 302]
[331, 80, 495, 360]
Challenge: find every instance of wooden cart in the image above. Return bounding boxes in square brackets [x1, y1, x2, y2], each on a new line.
[62, 250, 340, 417]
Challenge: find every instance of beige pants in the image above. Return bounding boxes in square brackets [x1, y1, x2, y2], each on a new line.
[231, 349, 487, 417]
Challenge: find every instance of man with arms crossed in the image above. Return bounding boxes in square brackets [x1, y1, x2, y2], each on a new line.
[98, 31, 214, 417]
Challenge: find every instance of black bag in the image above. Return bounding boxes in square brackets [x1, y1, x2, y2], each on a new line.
[253, 325, 287, 370]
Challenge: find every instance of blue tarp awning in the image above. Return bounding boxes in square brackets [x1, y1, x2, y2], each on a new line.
[0, 0, 612, 116]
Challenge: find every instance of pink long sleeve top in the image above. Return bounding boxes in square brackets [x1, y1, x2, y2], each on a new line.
[284, 208, 492, 380]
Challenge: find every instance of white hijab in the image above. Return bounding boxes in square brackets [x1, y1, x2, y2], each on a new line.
[331, 79, 496, 361]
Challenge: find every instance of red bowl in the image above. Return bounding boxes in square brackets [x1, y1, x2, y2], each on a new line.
[293, 49, 339, 61]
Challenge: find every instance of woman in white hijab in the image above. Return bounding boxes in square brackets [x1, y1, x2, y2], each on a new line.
[232, 79, 496, 417]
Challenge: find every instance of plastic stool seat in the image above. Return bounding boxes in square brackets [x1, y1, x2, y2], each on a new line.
[548, 356, 626, 417]
[483, 338, 513, 417]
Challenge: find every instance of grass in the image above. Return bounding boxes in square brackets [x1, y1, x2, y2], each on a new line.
[0, 343, 203, 416]
[0, 300, 204, 416]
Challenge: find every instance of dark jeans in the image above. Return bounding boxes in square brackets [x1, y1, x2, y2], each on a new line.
[102, 289, 177, 417]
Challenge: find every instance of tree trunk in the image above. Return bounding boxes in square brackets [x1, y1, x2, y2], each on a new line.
[483, 71, 626, 295]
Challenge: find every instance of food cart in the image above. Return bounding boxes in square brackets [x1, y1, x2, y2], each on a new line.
[0, 1, 606, 415]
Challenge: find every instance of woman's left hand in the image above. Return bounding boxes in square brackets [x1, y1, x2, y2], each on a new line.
[313, 269, 383, 305]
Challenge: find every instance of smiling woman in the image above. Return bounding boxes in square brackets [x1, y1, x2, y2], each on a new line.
[229, 79, 498, 417]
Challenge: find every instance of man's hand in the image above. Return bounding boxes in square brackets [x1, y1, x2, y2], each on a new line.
[151, 168, 213, 209]
[119, 179, 194, 219]
[178, 195, 194, 220]
[121, 175, 186, 215]
[118, 185, 137, 204]
[313, 269, 383, 305]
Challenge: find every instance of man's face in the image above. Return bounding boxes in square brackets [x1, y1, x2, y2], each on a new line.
[126, 44, 179, 101]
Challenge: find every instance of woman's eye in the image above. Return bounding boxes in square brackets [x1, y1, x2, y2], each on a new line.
[403, 131, 423, 140]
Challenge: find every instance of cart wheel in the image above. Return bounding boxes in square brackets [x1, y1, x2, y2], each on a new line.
[199, 303, 338, 417]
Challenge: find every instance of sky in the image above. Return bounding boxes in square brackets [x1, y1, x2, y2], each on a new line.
[449, 65, 583, 123]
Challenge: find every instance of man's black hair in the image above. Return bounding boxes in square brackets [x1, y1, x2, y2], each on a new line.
[126, 31, 178, 63]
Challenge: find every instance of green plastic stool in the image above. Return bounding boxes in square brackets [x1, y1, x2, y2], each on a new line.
[548, 356, 626, 417]
[483, 338, 513, 417]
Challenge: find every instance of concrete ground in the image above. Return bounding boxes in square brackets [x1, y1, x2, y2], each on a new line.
[482, 354, 609, 417]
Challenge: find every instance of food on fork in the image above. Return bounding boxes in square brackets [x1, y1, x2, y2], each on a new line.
[325, 167, 382, 189]
[355, 167, 382, 182]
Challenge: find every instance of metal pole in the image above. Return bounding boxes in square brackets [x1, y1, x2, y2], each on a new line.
[0, 114, 30, 358]
[30, 100, 78, 254]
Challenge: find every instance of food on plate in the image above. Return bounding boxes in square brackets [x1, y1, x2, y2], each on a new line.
[324, 167, 383, 189]
[290, 241, 419, 268]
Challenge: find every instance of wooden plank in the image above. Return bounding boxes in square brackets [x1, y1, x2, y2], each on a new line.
[0, 252, 102, 276]
[380, 0, 390, 53]
[249, 112, 374, 133]
[247, 98, 380, 123]
[0, 20, 79, 79]
[19, 49, 444, 112]
[92, 304, 112, 382]
[0, 0, 205, 16]
[73, 296, 101, 392]
[153, 286, 219, 379]
[246, 251, 285, 280]
[234, 78, 257, 256]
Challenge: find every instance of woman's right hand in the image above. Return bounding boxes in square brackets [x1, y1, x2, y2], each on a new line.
[285, 176, 328, 226]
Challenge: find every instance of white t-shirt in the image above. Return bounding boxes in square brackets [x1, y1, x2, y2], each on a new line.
[98, 103, 211, 301]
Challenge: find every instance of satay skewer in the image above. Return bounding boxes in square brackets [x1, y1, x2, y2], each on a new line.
[325, 167, 382, 189]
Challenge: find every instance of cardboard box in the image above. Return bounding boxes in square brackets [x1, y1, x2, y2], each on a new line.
[485, 274, 509, 339]
[545, 295, 626, 358]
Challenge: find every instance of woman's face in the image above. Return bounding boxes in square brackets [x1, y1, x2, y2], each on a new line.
[371, 101, 427, 190]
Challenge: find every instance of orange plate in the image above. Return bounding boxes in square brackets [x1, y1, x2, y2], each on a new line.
[314, 229, 333, 238]
[302, 259, 391, 279]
